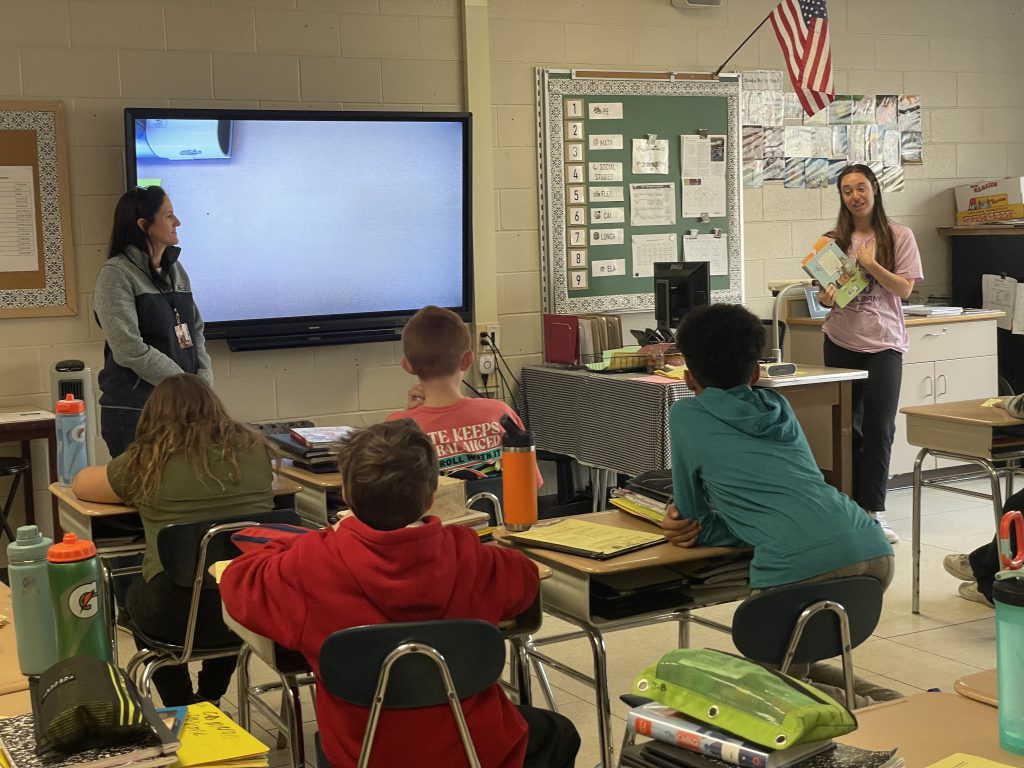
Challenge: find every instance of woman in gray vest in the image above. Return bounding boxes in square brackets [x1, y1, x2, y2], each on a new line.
[94, 186, 212, 457]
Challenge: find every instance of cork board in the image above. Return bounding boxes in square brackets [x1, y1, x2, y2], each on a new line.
[0, 100, 76, 317]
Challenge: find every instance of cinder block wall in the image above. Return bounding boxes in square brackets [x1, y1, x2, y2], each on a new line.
[1, 0, 1022, 534]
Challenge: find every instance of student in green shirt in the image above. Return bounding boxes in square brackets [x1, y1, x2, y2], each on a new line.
[74, 374, 275, 705]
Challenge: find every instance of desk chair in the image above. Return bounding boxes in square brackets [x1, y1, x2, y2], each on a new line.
[0, 457, 30, 544]
[731, 576, 883, 711]
[317, 619, 507, 768]
[123, 509, 299, 697]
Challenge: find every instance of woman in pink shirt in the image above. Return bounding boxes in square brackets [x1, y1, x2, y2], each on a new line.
[816, 164, 923, 544]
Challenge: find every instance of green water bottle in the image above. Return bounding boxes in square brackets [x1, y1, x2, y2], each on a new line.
[48, 533, 111, 662]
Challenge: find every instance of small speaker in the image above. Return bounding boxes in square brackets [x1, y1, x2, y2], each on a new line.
[672, 0, 722, 7]
[51, 360, 98, 463]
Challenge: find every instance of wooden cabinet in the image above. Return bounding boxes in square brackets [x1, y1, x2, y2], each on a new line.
[787, 313, 1001, 477]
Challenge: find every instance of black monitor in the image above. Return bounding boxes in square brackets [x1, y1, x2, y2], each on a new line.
[654, 261, 710, 337]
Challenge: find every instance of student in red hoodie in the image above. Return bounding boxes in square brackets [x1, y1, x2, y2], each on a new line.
[220, 419, 579, 768]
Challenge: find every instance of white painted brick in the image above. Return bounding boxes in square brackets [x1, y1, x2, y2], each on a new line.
[0, 50, 22, 96]
[121, 50, 214, 100]
[495, 231, 541, 274]
[490, 62, 535, 106]
[419, 16, 460, 60]
[1008, 144, 1024, 176]
[742, 222, 793, 262]
[213, 53, 300, 100]
[212, 376, 279, 423]
[903, 71, 957, 108]
[493, 147, 537, 190]
[876, 35, 931, 72]
[982, 109, 1024, 143]
[958, 73, 1024, 108]
[742, 187, 763, 222]
[762, 186, 823, 222]
[957, 143, 1008, 179]
[829, 32, 878, 71]
[0, 0, 70, 47]
[565, 24, 633, 67]
[167, 5, 256, 53]
[300, 57, 382, 102]
[23, 49, 119, 98]
[356, 365, 412, 412]
[498, 271, 542, 314]
[380, 0, 458, 15]
[491, 20, 565, 63]
[924, 109, 979, 143]
[340, 14, 420, 58]
[257, 9, 341, 55]
[71, 2, 165, 50]
[498, 189, 539, 231]
[496, 105, 536, 147]
[630, 26, 699, 69]
[381, 59, 461, 105]
[68, 147, 124, 197]
[846, 70, 905, 95]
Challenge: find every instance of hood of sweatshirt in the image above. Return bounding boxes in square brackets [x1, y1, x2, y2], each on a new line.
[690, 385, 801, 443]
[329, 515, 463, 621]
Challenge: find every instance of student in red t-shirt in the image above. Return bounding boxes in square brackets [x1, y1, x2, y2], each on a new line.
[387, 305, 540, 485]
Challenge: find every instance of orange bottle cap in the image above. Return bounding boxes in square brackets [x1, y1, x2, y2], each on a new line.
[55, 393, 85, 414]
[48, 532, 97, 562]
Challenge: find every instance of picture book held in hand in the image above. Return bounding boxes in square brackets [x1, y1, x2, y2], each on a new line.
[801, 237, 868, 309]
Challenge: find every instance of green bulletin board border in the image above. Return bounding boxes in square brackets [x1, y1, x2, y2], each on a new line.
[537, 69, 744, 316]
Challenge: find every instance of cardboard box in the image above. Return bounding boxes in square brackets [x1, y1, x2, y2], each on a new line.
[954, 177, 1024, 224]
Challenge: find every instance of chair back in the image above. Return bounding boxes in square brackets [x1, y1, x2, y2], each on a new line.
[319, 619, 505, 709]
[732, 576, 882, 666]
[157, 508, 300, 589]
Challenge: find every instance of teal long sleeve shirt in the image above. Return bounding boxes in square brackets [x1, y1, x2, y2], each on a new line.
[670, 386, 892, 588]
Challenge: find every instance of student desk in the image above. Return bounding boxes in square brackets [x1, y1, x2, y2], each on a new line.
[274, 462, 341, 526]
[838, 692, 1024, 766]
[899, 398, 1024, 613]
[48, 474, 303, 546]
[0, 406, 58, 536]
[521, 365, 866, 496]
[494, 509, 749, 768]
[955, 667, 998, 707]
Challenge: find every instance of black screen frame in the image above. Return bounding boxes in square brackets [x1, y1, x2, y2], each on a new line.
[123, 107, 474, 351]
[654, 261, 711, 335]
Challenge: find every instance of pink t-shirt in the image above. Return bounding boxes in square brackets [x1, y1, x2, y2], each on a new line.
[822, 223, 924, 354]
[387, 398, 541, 485]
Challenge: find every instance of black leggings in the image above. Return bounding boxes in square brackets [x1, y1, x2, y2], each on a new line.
[126, 572, 239, 706]
[100, 406, 142, 459]
[823, 337, 902, 512]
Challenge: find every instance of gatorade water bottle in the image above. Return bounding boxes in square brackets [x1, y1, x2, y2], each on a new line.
[48, 533, 111, 662]
[7, 525, 58, 675]
[55, 394, 88, 486]
[500, 414, 538, 532]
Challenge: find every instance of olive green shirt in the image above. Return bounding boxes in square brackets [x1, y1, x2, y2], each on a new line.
[108, 445, 274, 582]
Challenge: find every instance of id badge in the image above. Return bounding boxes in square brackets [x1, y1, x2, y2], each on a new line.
[174, 322, 193, 349]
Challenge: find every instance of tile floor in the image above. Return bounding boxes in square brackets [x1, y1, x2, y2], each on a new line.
[126, 474, 1005, 767]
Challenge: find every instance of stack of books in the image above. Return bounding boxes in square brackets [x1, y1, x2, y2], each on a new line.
[622, 701, 903, 768]
[903, 305, 963, 317]
[266, 425, 354, 473]
[610, 469, 673, 525]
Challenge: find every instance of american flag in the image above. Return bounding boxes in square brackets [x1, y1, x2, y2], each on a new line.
[770, 0, 834, 116]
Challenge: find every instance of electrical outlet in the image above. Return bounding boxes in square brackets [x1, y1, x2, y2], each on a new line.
[482, 324, 500, 351]
[478, 353, 495, 375]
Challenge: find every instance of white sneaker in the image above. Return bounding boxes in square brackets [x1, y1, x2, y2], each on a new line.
[943, 553, 974, 582]
[870, 510, 900, 544]
[958, 581, 994, 607]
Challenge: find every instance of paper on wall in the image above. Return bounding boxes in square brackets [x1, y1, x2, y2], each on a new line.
[0, 166, 39, 272]
[683, 233, 728, 276]
[681, 134, 726, 177]
[680, 177, 725, 218]
[590, 134, 624, 151]
[631, 233, 677, 278]
[629, 182, 676, 226]
[632, 137, 669, 174]
[982, 273, 1018, 331]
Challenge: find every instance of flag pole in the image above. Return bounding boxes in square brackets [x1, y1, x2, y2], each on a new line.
[712, 12, 772, 78]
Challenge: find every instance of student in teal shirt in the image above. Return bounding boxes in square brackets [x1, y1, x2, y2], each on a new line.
[661, 304, 894, 590]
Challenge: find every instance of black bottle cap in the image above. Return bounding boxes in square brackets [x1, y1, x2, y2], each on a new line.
[500, 413, 534, 448]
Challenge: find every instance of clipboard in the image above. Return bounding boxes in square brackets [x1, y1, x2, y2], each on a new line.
[503, 518, 666, 560]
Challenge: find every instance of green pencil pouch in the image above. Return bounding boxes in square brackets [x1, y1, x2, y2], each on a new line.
[632, 648, 857, 749]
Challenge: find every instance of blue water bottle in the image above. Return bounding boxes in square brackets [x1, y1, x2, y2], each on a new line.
[7, 525, 58, 675]
[55, 393, 88, 486]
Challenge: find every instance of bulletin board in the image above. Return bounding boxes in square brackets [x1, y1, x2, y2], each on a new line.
[0, 100, 76, 318]
[537, 69, 743, 315]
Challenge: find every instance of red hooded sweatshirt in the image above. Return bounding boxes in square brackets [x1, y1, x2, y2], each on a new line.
[220, 515, 539, 768]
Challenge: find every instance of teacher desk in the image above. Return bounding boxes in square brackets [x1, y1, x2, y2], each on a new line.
[521, 365, 866, 498]
[494, 509, 749, 768]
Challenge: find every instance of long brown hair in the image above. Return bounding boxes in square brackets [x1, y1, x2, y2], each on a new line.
[119, 374, 276, 502]
[827, 164, 896, 272]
